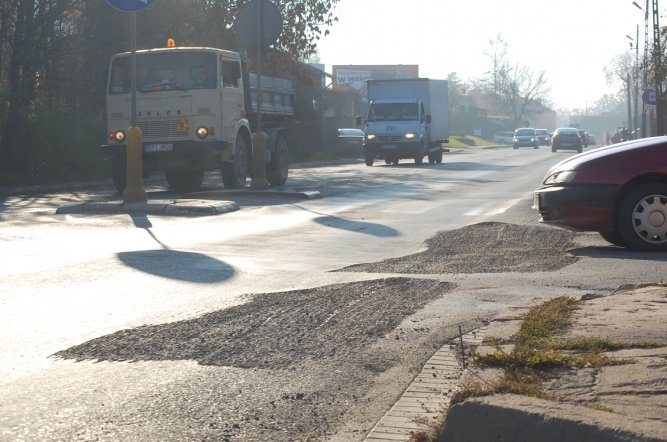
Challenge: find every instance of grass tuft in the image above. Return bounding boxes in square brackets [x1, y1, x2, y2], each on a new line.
[456, 296, 651, 406]
[589, 403, 614, 413]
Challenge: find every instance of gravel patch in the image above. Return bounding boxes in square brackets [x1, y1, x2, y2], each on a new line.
[54, 278, 455, 370]
[337, 222, 577, 274]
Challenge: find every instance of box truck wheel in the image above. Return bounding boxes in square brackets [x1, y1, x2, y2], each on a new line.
[428, 148, 443, 164]
[222, 134, 249, 188]
[414, 141, 427, 164]
[266, 133, 289, 186]
[111, 156, 126, 194]
[165, 168, 204, 191]
[365, 153, 374, 166]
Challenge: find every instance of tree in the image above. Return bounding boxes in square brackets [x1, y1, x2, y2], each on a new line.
[0, 0, 341, 185]
[481, 35, 550, 128]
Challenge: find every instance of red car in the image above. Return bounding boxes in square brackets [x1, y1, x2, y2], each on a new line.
[533, 137, 667, 251]
[551, 127, 583, 153]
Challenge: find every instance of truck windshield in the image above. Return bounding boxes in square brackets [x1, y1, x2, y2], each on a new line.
[108, 52, 218, 94]
[368, 103, 419, 122]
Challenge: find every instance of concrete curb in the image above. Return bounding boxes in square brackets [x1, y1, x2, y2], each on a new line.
[364, 325, 488, 441]
[185, 189, 323, 200]
[439, 394, 667, 442]
[55, 200, 239, 216]
[54, 190, 322, 216]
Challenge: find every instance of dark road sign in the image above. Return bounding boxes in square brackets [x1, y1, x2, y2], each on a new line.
[236, 0, 283, 49]
[105, 0, 155, 13]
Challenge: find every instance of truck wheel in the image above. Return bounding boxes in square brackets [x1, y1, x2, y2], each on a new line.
[111, 156, 126, 194]
[267, 133, 289, 186]
[166, 169, 204, 191]
[365, 153, 374, 166]
[617, 183, 667, 251]
[222, 134, 249, 188]
[435, 149, 443, 163]
[428, 149, 443, 164]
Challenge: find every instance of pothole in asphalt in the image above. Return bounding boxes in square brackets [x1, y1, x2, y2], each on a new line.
[337, 222, 577, 274]
[54, 277, 455, 370]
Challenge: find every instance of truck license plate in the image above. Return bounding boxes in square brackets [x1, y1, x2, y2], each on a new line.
[144, 143, 173, 153]
[382, 144, 397, 150]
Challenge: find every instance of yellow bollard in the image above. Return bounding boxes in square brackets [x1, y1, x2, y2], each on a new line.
[123, 126, 147, 202]
[250, 132, 269, 190]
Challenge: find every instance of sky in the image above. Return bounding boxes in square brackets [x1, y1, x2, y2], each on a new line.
[316, 0, 657, 110]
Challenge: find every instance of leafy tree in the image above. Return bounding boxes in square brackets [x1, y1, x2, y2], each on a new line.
[481, 34, 550, 128]
[0, 0, 340, 185]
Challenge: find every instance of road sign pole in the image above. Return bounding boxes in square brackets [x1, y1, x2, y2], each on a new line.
[251, 0, 269, 190]
[130, 12, 137, 127]
[122, 11, 147, 202]
[105, 0, 153, 202]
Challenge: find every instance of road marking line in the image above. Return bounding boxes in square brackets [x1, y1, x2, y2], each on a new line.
[464, 198, 525, 217]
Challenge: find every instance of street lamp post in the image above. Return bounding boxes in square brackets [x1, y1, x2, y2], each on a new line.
[627, 28, 641, 137]
[633, 0, 650, 136]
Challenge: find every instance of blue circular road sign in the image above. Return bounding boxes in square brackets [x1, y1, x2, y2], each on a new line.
[643, 89, 657, 106]
[106, 0, 155, 12]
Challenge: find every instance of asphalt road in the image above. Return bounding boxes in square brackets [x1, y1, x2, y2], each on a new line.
[1, 146, 666, 441]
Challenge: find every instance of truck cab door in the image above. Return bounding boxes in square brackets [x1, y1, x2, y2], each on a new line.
[420, 102, 431, 141]
[220, 57, 244, 142]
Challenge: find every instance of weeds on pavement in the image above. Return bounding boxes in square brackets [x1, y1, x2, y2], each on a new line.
[452, 296, 660, 405]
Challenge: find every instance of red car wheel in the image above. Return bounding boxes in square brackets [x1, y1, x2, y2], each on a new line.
[618, 183, 667, 251]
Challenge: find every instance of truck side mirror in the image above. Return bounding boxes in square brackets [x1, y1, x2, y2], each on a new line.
[426, 114, 432, 124]
[355, 115, 361, 126]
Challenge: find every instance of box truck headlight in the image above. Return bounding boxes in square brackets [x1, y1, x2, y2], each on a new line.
[109, 130, 125, 143]
[404, 133, 416, 140]
[196, 126, 209, 139]
[366, 133, 376, 141]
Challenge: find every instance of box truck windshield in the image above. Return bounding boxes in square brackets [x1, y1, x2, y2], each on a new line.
[109, 51, 218, 94]
[368, 102, 419, 122]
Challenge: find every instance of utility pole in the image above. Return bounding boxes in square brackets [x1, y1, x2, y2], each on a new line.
[643, 0, 649, 136]
[635, 24, 640, 137]
[635, 0, 651, 136]
[653, 0, 663, 134]
[628, 73, 633, 132]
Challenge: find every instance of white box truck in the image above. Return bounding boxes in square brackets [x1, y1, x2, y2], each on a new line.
[363, 78, 449, 166]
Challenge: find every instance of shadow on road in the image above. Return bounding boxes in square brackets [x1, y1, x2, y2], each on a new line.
[118, 249, 234, 283]
[313, 215, 399, 237]
[120, 213, 234, 283]
[570, 246, 667, 261]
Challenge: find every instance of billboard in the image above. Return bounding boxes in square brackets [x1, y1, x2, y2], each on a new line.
[332, 65, 419, 103]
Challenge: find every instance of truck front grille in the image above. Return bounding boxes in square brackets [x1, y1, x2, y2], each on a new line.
[137, 119, 190, 139]
[378, 135, 403, 142]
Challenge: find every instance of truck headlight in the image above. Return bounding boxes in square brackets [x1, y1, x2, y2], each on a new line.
[196, 126, 209, 139]
[366, 133, 376, 141]
[404, 133, 416, 139]
[109, 130, 125, 143]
